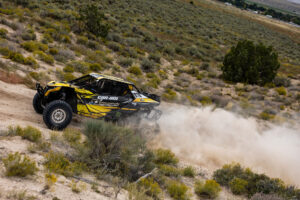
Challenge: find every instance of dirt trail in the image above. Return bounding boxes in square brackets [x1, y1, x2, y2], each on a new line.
[0, 81, 44, 130]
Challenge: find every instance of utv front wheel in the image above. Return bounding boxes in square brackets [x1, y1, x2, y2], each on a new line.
[33, 93, 43, 114]
[43, 100, 72, 130]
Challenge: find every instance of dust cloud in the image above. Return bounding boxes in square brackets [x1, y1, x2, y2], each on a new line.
[156, 104, 300, 186]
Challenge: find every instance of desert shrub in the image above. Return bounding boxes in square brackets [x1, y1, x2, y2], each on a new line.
[77, 36, 88, 45]
[229, 178, 248, 195]
[63, 128, 81, 145]
[28, 141, 51, 153]
[63, 65, 74, 73]
[21, 41, 48, 52]
[141, 58, 155, 72]
[162, 88, 177, 101]
[69, 61, 89, 73]
[63, 72, 75, 81]
[167, 180, 189, 200]
[128, 65, 142, 76]
[107, 41, 121, 52]
[194, 180, 221, 199]
[0, 28, 8, 38]
[8, 51, 26, 64]
[78, 4, 110, 38]
[54, 49, 75, 63]
[34, 51, 54, 65]
[0, 47, 10, 56]
[200, 96, 212, 106]
[44, 151, 84, 177]
[275, 87, 287, 96]
[138, 177, 162, 199]
[259, 111, 275, 121]
[42, 33, 53, 43]
[118, 57, 133, 68]
[25, 56, 38, 68]
[2, 152, 37, 177]
[87, 40, 99, 49]
[250, 193, 284, 200]
[273, 76, 290, 87]
[149, 53, 161, 63]
[49, 48, 58, 55]
[159, 164, 181, 177]
[19, 126, 42, 142]
[12, 0, 29, 6]
[183, 166, 196, 177]
[79, 120, 151, 181]
[8, 125, 42, 142]
[21, 30, 36, 41]
[89, 63, 102, 72]
[147, 74, 161, 89]
[127, 183, 154, 200]
[154, 148, 178, 165]
[222, 40, 280, 85]
[213, 163, 296, 198]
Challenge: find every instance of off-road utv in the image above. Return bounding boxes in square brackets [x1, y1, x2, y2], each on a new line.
[33, 73, 161, 130]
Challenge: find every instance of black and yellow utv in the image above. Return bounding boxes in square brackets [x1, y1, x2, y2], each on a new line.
[33, 73, 161, 130]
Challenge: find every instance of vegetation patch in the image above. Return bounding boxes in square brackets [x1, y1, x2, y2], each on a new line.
[194, 179, 221, 199]
[3, 152, 38, 177]
[167, 180, 189, 200]
[213, 163, 300, 198]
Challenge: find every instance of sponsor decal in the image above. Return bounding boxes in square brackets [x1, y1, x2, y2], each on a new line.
[97, 96, 119, 101]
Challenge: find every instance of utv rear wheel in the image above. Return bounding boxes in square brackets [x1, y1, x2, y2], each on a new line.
[43, 100, 72, 130]
[33, 93, 43, 114]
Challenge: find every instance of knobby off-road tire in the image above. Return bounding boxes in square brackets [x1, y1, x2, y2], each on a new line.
[33, 93, 43, 114]
[43, 100, 72, 130]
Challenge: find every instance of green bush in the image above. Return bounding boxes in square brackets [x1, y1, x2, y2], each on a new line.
[259, 111, 275, 121]
[8, 125, 42, 142]
[49, 48, 58, 55]
[154, 148, 178, 165]
[89, 63, 102, 72]
[19, 126, 42, 143]
[63, 65, 74, 73]
[167, 180, 189, 200]
[63, 72, 75, 81]
[8, 51, 27, 64]
[128, 65, 142, 76]
[194, 180, 221, 199]
[79, 4, 110, 38]
[118, 57, 133, 68]
[229, 178, 248, 195]
[222, 40, 280, 85]
[79, 120, 151, 181]
[77, 36, 88, 45]
[183, 166, 196, 177]
[200, 96, 212, 106]
[3, 152, 38, 177]
[63, 128, 81, 145]
[138, 177, 162, 199]
[149, 53, 161, 63]
[213, 163, 297, 198]
[141, 58, 155, 72]
[275, 87, 287, 96]
[34, 51, 54, 65]
[44, 151, 84, 177]
[162, 88, 177, 101]
[25, 56, 38, 68]
[21, 41, 48, 52]
[0, 28, 8, 38]
[159, 164, 181, 177]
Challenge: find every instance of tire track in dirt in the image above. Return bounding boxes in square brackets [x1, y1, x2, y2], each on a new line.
[0, 81, 44, 130]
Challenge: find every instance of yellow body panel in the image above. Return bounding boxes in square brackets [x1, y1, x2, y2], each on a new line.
[45, 87, 61, 96]
[133, 98, 158, 103]
[47, 81, 71, 87]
